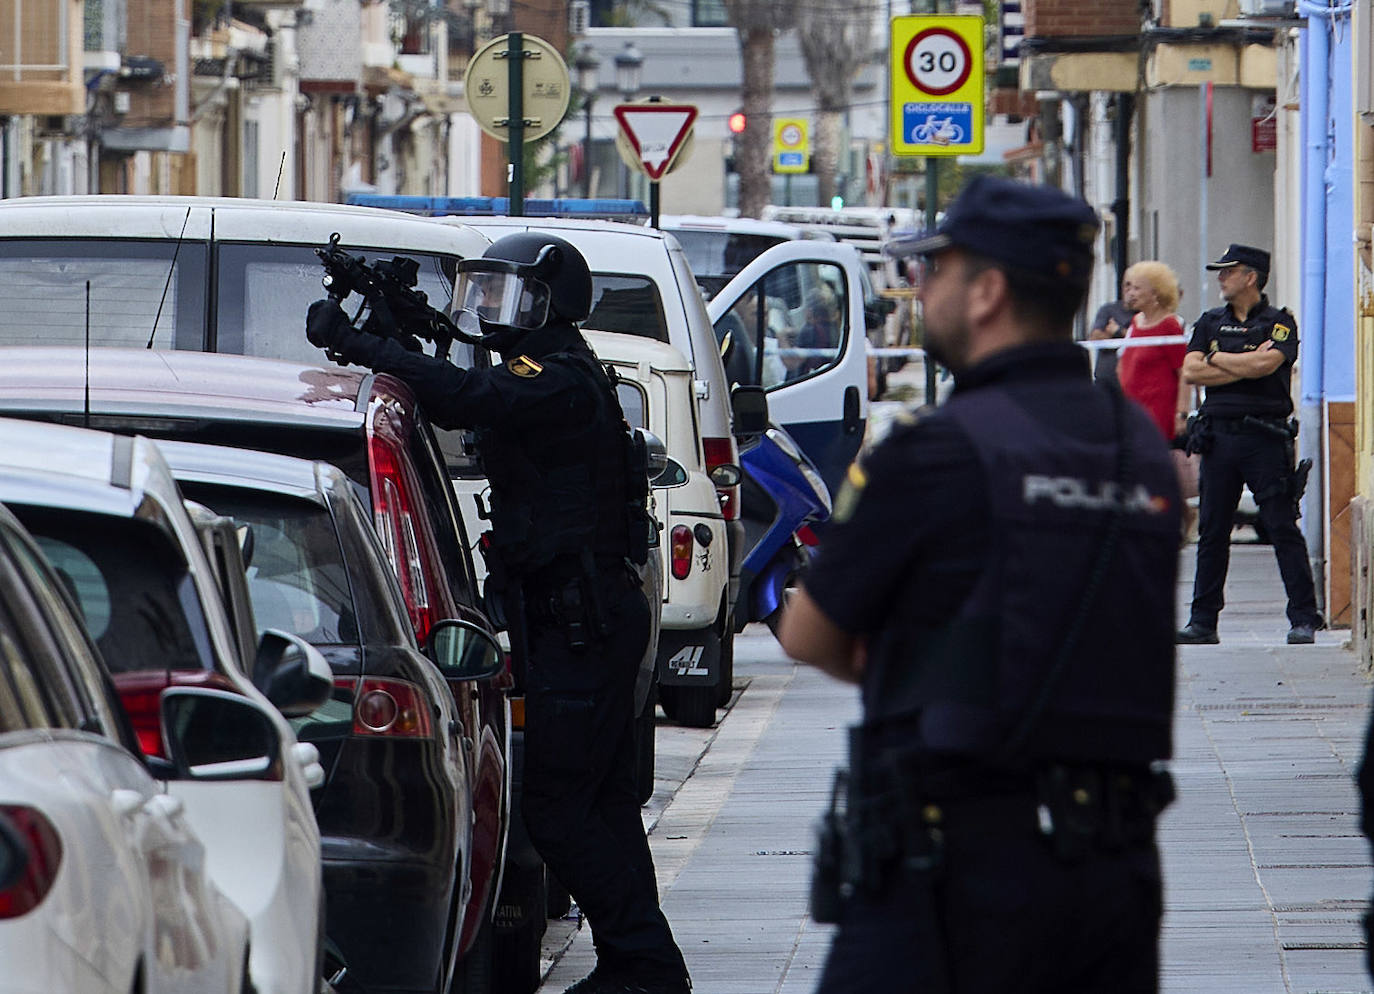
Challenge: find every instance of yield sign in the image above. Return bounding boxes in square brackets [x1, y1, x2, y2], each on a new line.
[613, 103, 698, 180]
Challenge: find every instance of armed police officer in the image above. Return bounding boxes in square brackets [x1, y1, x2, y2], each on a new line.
[1175, 244, 1323, 646]
[305, 232, 691, 994]
[779, 176, 1179, 994]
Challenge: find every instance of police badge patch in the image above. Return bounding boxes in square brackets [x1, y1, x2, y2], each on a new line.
[507, 355, 543, 378]
[1272, 324, 1291, 342]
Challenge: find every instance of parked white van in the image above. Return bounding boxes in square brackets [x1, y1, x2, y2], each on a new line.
[584, 330, 731, 728]
[0, 195, 489, 362]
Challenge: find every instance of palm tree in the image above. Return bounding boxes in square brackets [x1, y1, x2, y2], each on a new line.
[797, 0, 876, 205]
[725, 0, 797, 217]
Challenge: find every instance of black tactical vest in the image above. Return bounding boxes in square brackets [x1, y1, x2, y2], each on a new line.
[479, 347, 642, 575]
[862, 384, 1179, 767]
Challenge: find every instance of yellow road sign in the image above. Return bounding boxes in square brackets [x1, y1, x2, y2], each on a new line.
[772, 118, 809, 174]
[889, 15, 984, 157]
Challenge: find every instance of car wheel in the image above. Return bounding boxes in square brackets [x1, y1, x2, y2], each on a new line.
[715, 612, 735, 709]
[493, 869, 544, 994]
[453, 910, 495, 994]
[634, 682, 658, 805]
[660, 683, 716, 728]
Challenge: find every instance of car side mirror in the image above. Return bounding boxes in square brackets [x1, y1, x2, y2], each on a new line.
[253, 629, 334, 718]
[637, 429, 668, 480]
[427, 618, 505, 681]
[0, 812, 26, 892]
[731, 384, 768, 439]
[159, 687, 282, 782]
[653, 457, 690, 489]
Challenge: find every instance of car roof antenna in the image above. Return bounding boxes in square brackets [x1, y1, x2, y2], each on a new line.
[145, 206, 192, 350]
[84, 280, 91, 430]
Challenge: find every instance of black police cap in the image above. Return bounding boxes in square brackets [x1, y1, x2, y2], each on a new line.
[1205, 243, 1269, 275]
[904, 175, 1099, 288]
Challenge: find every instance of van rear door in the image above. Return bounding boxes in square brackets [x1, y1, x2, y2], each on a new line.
[707, 241, 867, 496]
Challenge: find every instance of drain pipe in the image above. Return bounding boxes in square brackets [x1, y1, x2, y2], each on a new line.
[1296, 1, 1335, 605]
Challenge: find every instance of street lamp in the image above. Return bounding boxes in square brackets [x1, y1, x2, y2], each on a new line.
[574, 46, 601, 199]
[614, 41, 643, 102]
[613, 42, 643, 197]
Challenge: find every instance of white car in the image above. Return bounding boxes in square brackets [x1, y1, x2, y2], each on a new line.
[585, 330, 732, 728]
[0, 419, 330, 994]
[0, 500, 253, 994]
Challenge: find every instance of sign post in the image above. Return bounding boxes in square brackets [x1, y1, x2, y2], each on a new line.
[463, 32, 571, 216]
[890, 14, 982, 402]
[613, 101, 697, 228]
[889, 15, 985, 158]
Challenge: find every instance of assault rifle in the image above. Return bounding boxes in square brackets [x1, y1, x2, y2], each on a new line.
[316, 232, 478, 360]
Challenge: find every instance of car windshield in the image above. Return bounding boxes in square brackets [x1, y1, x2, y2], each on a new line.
[585, 274, 669, 342]
[667, 230, 787, 299]
[216, 242, 459, 363]
[0, 238, 210, 349]
[17, 508, 216, 675]
[183, 487, 366, 647]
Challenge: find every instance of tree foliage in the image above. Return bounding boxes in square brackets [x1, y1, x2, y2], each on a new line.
[724, 0, 797, 217]
[797, 0, 877, 205]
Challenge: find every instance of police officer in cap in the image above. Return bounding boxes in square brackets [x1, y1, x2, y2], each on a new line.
[306, 232, 691, 994]
[779, 175, 1179, 993]
[1175, 243, 1323, 645]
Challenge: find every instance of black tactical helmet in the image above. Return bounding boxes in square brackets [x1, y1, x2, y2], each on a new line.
[454, 231, 593, 353]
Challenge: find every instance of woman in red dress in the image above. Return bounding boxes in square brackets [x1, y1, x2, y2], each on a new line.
[1117, 260, 1194, 537]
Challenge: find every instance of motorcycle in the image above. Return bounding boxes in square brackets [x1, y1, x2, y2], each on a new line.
[733, 424, 832, 637]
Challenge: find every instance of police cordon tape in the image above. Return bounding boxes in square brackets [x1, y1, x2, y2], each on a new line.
[867, 334, 1187, 359]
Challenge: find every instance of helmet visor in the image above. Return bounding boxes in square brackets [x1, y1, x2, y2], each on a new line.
[455, 265, 551, 333]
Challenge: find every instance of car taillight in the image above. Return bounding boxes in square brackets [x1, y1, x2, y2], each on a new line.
[509, 696, 525, 731]
[670, 524, 693, 580]
[702, 436, 740, 521]
[0, 806, 61, 919]
[113, 671, 241, 759]
[337, 677, 433, 738]
[796, 524, 820, 547]
[368, 433, 435, 644]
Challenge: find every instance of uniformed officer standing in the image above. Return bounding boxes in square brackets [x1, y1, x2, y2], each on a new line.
[305, 232, 691, 994]
[779, 176, 1180, 994]
[1175, 244, 1324, 645]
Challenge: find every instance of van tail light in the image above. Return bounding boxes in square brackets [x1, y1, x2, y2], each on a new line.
[796, 524, 820, 547]
[0, 805, 61, 919]
[670, 524, 693, 580]
[702, 436, 740, 521]
[367, 433, 434, 644]
[337, 677, 433, 738]
[112, 670, 242, 760]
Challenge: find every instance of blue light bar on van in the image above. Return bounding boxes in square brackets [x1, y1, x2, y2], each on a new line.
[345, 195, 650, 222]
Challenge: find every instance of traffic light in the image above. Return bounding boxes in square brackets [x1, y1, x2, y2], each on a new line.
[728, 112, 747, 135]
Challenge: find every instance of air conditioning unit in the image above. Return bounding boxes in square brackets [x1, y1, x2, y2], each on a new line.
[1238, 0, 1295, 16]
[569, 1, 590, 36]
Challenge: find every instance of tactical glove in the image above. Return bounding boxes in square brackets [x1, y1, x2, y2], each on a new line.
[307, 298, 380, 367]
[307, 298, 352, 349]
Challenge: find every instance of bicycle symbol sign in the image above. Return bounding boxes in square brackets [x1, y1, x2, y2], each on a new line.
[903, 27, 971, 96]
[890, 14, 984, 157]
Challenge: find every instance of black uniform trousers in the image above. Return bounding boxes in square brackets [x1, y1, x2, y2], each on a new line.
[815, 819, 1162, 994]
[520, 571, 688, 981]
[1189, 420, 1320, 629]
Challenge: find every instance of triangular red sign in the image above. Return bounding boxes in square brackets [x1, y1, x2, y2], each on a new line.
[614, 104, 698, 181]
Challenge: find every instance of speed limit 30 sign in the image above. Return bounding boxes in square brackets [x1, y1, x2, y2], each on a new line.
[890, 15, 984, 157]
